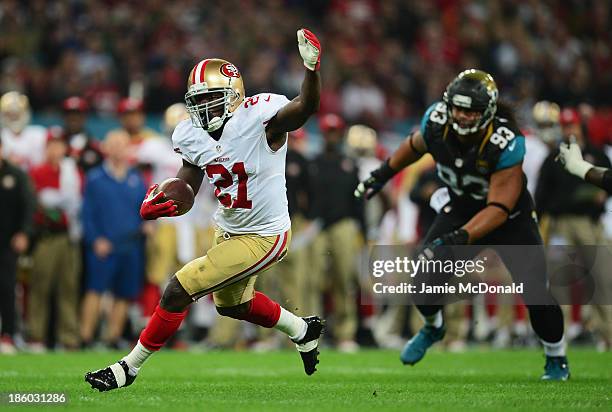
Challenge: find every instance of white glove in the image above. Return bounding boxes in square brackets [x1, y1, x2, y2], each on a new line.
[558, 141, 593, 179]
[297, 28, 321, 71]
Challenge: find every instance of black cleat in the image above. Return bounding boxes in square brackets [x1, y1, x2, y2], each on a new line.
[292, 316, 325, 376]
[85, 360, 137, 392]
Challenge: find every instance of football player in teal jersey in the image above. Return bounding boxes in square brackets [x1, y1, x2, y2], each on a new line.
[356, 70, 569, 381]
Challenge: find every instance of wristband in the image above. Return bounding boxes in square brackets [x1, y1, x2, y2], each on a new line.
[377, 159, 399, 181]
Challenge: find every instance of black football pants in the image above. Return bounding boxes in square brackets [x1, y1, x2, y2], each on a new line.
[413, 207, 564, 343]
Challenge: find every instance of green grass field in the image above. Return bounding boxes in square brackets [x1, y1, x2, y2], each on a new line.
[0, 349, 610, 411]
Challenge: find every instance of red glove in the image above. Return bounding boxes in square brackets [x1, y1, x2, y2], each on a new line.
[297, 28, 322, 71]
[140, 184, 178, 220]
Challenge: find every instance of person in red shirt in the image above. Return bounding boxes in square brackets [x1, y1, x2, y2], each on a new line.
[27, 133, 82, 351]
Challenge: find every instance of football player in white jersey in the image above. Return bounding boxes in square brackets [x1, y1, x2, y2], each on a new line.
[86, 28, 323, 391]
[0, 91, 47, 171]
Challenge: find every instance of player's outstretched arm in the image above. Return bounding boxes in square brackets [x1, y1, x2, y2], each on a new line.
[558, 140, 612, 194]
[388, 130, 428, 171]
[584, 167, 612, 194]
[266, 29, 321, 138]
[462, 164, 523, 243]
[355, 131, 427, 199]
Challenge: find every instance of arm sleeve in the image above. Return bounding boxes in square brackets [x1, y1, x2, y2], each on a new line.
[495, 135, 526, 171]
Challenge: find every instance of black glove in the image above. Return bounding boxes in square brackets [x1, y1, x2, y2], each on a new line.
[354, 159, 397, 199]
[418, 229, 469, 261]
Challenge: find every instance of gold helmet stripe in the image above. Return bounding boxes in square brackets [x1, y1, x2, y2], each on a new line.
[192, 59, 211, 85]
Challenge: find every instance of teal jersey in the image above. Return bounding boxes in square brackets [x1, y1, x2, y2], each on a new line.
[420, 101, 532, 216]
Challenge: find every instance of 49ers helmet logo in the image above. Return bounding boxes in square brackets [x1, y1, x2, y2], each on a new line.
[220, 63, 241, 78]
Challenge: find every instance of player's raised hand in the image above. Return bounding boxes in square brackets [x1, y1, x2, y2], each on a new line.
[354, 159, 397, 199]
[557, 136, 593, 179]
[140, 184, 178, 220]
[297, 28, 321, 71]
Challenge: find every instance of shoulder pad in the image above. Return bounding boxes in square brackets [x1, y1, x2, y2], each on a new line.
[421, 101, 448, 148]
[480, 118, 526, 172]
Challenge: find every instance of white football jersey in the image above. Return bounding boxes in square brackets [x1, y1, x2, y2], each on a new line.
[1, 125, 47, 170]
[172, 93, 291, 236]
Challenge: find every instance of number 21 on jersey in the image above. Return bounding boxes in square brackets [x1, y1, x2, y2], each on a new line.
[205, 162, 252, 209]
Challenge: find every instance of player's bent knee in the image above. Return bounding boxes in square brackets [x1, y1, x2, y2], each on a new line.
[160, 275, 192, 312]
[216, 301, 251, 319]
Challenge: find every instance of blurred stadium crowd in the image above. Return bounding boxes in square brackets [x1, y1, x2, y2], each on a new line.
[0, 0, 611, 354]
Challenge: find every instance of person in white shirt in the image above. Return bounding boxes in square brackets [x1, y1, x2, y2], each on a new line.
[85, 29, 324, 391]
[0, 91, 47, 171]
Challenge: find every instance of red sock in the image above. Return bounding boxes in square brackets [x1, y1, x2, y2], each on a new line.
[139, 305, 187, 351]
[237, 292, 281, 328]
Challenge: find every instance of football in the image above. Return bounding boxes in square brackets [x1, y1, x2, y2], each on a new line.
[155, 177, 195, 216]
